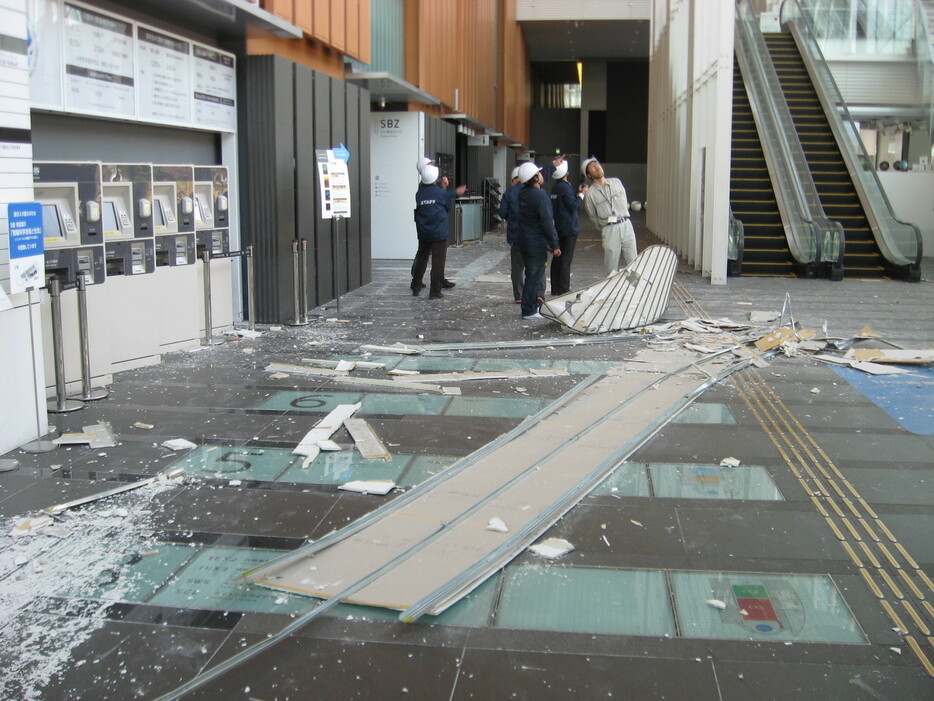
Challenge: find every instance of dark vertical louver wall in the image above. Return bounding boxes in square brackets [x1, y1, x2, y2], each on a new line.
[240, 55, 371, 323]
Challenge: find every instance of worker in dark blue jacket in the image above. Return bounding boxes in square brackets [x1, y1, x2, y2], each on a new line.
[516, 162, 561, 319]
[548, 157, 584, 295]
[411, 164, 465, 299]
[499, 166, 540, 304]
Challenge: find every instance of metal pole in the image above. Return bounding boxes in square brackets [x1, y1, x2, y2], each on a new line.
[200, 250, 222, 346]
[19, 287, 57, 453]
[284, 240, 306, 326]
[69, 273, 107, 401]
[246, 245, 256, 332]
[333, 216, 341, 312]
[46, 277, 83, 414]
[299, 238, 308, 323]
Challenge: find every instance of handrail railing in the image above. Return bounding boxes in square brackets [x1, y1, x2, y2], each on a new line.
[736, 0, 844, 276]
[781, 0, 923, 275]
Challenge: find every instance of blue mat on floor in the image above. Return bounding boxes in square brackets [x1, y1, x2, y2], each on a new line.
[831, 365, 934, 435]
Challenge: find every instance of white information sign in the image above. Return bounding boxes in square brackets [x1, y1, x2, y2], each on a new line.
[137, 26, 190, 125]
[192, 44, 236, 132]
[26, 0, 64, 109]
[63, 2, 135, 117]
[316, 149, 351, 219]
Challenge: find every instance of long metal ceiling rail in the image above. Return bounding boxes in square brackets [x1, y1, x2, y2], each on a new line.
[401, 353, 754, 620]
[240, 374, 603, 580]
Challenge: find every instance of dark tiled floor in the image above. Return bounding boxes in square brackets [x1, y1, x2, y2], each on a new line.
[2, 218, 934, 698]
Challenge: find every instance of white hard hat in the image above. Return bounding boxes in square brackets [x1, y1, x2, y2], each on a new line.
[421, 164, 439, 184]
[416, 156, 434, 173]
[517, 162, 542, 184]
[630, 200, 642, 212]
[552, 161, 568, 179]
[511, 166, 520, 180]
[581, 157, 599, 179]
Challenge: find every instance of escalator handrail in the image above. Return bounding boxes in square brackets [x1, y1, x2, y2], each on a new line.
[736, 0, 839, 267]
[780, 0, 923, 269]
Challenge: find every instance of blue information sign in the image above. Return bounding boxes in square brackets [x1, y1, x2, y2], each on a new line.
[7, 202, 45, 293]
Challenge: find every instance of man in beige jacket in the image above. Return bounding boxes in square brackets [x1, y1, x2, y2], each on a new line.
[580, 157, 637, 276]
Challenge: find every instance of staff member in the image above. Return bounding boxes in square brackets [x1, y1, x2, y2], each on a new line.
[581, 156, 637, 276]
[411, 164, 465, 299]
[516, 162, 561, 319]
[549, 157, 584, 295]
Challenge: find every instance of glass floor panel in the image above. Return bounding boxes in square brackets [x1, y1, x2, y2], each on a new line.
[494, 564, 675, 637]
[277, 452, 410, 484]
[360, 393, 451, 416]
[590, 463, 652, 497]
[398, 455, 457, 488]
[56, 543, 198, 603]
[147, 546, 319, 615]
[444, 396, 543, 419]
[169, 445, 301, 481]
[670, 571, 865, 643]
[256, 391, 363, 413]
[471, 358, 564, 372]
[673, 403, 737, 425]
[395, 356, 478, 372]
[649, 463, 783, 500]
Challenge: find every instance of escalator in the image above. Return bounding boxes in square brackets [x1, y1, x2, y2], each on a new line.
[764, 32, 887, 278]
[729, 58, 795, 276]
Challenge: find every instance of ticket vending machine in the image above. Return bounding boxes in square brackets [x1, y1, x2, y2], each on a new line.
[33, 161, 105, 284]
[194, 166, 230, 256]
[152, 165, 196, 266]
[101, 163, 155, 276]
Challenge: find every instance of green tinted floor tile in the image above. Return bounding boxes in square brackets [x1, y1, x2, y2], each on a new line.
[445, 396, 543, 419]
[398, 455, 457, 488]
[472, 358, 559, 372]
[494, 564, 675, 636]
[170, 445, 301, 481]
[257, 391, 363, 413]
[395, 356, 478, 372]
[649, 463, 783, 500]
[673, 403, 737, 424]
[591, 463, 651, 497]
[277, 452, 410, 484]
[57, 543, 197, 603]
[670, 571, 865, 643]
[148, 546, 319, 615]
[359, 393, 451, 415]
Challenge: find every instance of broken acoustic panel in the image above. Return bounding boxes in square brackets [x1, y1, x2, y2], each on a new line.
[540, 245, 678, 334]
[247, 352, 746, 616]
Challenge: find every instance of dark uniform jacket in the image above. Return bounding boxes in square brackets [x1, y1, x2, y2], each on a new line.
[415, 183, 455, 242]
[550, 179, 581, 238]
[517, 185, 559, 253]
[498, 182, 521, 245]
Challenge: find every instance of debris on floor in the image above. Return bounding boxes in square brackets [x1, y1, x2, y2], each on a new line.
[44, 468, 187, 515]
[294, 404, 361, 462]
[486, 517, 509, 533]
[344, 418, 392, 461]
[540, 245, 678, 333]
[162, 438, 198, 451]
[54, 422, 117, 449]
[338, 479, 396, 495]
[529, 537, 575, 559]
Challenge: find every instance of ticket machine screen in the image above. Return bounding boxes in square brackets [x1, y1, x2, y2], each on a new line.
[42, 204, 64, 240]
[103, 201, 120, 236]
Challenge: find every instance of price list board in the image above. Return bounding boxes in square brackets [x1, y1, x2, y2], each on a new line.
[63, 3, 135, 117]
[192, 45, 236, 132]
[137, 27, 190, 126]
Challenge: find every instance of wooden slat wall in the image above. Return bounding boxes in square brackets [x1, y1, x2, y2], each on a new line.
[258, 0, 370, 63]
[500, 0, 531, 145]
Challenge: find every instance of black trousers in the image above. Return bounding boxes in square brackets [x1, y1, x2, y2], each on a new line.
[411, 239, 447, 296]
[550, 235, 577, 296]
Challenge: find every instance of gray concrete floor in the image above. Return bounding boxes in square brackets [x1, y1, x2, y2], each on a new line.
[2, 215, 933, 699]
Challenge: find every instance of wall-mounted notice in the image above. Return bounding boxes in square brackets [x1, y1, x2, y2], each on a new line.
[7, 203, 45, 294]
[137, 26, 190, 125]
[27, 0, 64, 109]
[63, 3, 135, 117]
[192, 44, 236, 132]
[315, 150, 352, 219]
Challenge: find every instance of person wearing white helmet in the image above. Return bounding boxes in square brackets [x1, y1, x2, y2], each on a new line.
[410, 156, 455, 293]
[498, 164, 543, 303]
[580, 156, 637, 275]
[516, 162, 561, 319]
[411, 164, 466, 299]
[548, 156, 585, 295]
